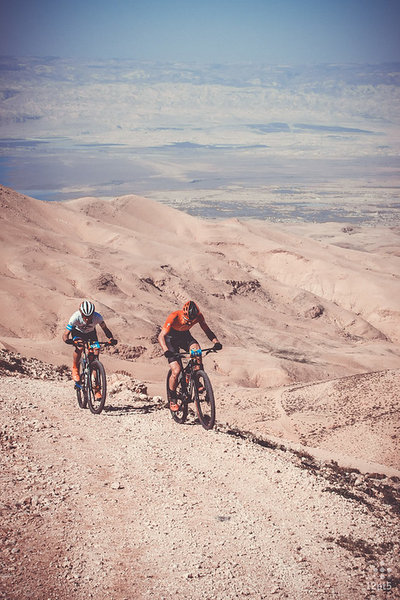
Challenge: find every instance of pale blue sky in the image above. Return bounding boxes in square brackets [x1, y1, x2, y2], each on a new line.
[0, 0, 399, 64]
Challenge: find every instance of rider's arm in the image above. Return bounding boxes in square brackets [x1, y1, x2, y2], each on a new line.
[158, 326, 170, 353]
[99, 320, 114, 340]
[158, 326, 176, 359]
[199, 316, 218, 344]
[63, 313, 78, 343]
[199, 316, 222, 349]
[159, 311, 176, 353]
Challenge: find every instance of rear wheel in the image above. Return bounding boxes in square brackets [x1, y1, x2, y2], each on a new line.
[76, 362, 87, 409]
[87, 360, 107, 414]
[193, 370, 215, 430]
[166, 370, 188, 424]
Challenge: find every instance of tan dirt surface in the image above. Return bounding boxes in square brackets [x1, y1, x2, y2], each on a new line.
[1, 354, 399, 600]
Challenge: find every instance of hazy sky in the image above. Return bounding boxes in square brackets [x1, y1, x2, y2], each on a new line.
[0, 0, 399, 64]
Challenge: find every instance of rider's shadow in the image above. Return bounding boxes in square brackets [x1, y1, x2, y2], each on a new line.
[176, 409, 200, 427]
[103, 399, 164, 416]
[104, 403, 201, 425]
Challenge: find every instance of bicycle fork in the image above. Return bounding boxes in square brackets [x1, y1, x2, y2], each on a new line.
[75, 358, 88, 391]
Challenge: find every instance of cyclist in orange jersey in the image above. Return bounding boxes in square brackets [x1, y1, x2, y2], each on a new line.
[158, 300, 222, 411]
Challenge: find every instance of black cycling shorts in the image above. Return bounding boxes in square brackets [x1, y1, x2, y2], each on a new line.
[70, 328, 98, 343]
[165, 330, 199, 363]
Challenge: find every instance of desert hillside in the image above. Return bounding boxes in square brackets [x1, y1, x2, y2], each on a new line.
[1, 184, 400, 599]
[1, 184, 399, 469]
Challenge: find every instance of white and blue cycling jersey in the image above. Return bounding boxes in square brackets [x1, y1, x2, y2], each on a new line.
[66, 311, 104, 334]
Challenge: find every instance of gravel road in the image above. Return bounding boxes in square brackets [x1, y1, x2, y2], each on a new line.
[1, 363, 399, 600]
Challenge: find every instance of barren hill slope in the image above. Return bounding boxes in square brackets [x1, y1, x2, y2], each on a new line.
[1, 184, 399, 379]
[1, 184, 400, 471]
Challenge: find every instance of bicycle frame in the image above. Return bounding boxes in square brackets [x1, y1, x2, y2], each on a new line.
[74, 340, 102, 390]
[175, 347, 214, 392]
[167, 347, 217, 429]
[73, 339, 110, 414]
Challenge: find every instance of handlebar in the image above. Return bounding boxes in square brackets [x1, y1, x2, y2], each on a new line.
[173, 347, 219, 359]
[87, 341, 114, 349]
[67, 338, 117, 349]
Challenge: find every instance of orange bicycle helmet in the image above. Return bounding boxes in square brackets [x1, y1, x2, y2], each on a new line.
[183, 300, 200, 321]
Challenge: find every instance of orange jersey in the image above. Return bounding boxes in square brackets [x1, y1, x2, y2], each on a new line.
[162, 310, 214, 339]
[163, 309, 203, 332]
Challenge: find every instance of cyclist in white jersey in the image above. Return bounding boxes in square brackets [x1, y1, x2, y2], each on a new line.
[62, 300, 117, 383]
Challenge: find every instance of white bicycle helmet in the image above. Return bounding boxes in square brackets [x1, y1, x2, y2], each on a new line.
[79, 300, 95, 317]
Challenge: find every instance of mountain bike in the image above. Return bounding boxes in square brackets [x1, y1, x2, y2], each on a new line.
[166, 347, 218, 430]
[74, 340, 113, 414]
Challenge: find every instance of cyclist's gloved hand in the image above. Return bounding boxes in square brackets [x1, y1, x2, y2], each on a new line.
[164, 350, 175, 359]
[213, 342, 222, 351]
[109, 338, 118, 346]
[65, 338, 74, 345]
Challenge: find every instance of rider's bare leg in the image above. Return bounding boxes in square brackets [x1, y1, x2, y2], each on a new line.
[71, 347, 82, 382]
[168, 360, 181, 393]
[73, 347, 82, 369]
[88, 349, 99, 363]
[189, 342, 202, 370]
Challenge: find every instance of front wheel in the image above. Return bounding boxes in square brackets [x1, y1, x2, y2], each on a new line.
[87, 360, 107, 414]
[76, 362, 87, 409]
[166, 370, 188, 424]
[193, 370, 215, 430]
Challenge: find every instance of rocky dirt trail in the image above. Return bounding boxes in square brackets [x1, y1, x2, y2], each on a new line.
[0, 352, 399, 600]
